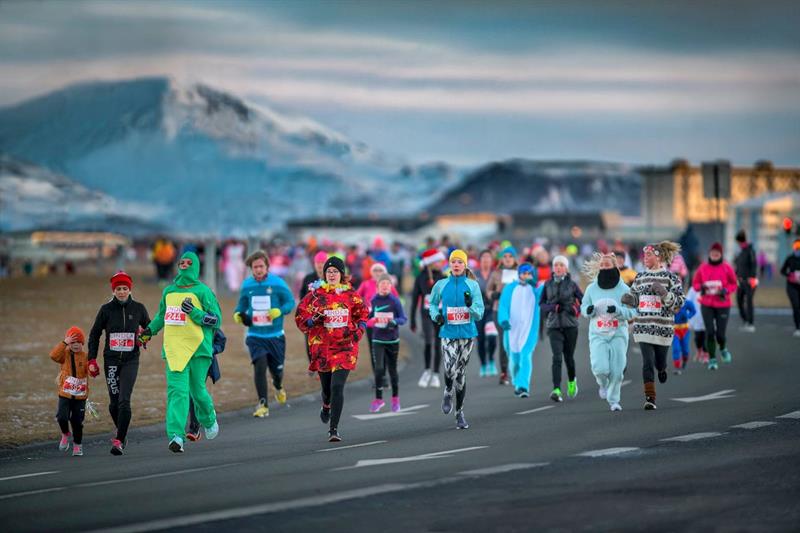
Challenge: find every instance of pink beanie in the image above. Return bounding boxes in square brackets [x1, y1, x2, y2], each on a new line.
[313, 251, 328, 263]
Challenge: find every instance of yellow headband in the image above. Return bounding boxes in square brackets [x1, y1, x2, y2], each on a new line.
[449, 249, 468, 264]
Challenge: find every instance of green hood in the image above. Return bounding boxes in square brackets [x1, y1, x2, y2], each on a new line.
[174, 251, 200, 287]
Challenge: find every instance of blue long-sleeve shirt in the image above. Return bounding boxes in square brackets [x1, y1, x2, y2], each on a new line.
[369, 293, 407, 344]
[234, 274, 295, 339]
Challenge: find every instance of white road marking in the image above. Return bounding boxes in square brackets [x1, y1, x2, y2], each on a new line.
[671, 390, 736, 403]
[622, 380, 632, 387]
[660, 432, 725, 442]
[515, 405, 554, 415]
[315, 440, 387, 453]
[352, 404, 428, 420]
[0, 463, 240, 501]
[777, 410, 800, 419]
[0, 471, 59, 482]
[577, 447, 640, 457]
[333, 446, 488, 471]
[731, 421, 777, 430]
[459, 463, 548, 476]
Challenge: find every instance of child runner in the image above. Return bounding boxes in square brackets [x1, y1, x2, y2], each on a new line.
[368, 273, 408, 412]
[581, 253, 637, 411]
[51, 327, 94, 456]
[541, 255, 583, 402]
[139, 251, 223, 453]
[87, 271, 151, 456]
[486, 246, 519, 385]
[497, 263, 543, 398]
[233, 250, 296, 418]
[686, 286, 708, 363]
[474, 249, 498, 377]
[671, 296, 696, 374]
[409, 248, 446, 388]
[295, 257, 369, 442]
[186, 329, 227, 441]
[780, 238, 800, 337]
[691, 242, 738, 370]
[429, 249, 485, 429]
[621, 241, 685, 410]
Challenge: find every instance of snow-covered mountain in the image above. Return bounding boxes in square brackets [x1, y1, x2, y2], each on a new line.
[0, 155, 164, 235]
[0, 77, 457, 235]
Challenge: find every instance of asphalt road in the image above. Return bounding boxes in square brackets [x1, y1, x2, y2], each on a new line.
[1, 311, 799, 533]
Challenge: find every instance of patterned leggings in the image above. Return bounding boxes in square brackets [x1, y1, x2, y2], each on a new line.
[442, 338, 475, 412]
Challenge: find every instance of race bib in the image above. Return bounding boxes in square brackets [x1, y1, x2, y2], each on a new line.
[324, 308, 349, 328]
[790, 271, 800, 284]
[596, 317, 620, 334]
[251, 295, 273, 326]
[62, 376, 87, 396]
[165, 306, 186, 326]
[446, 306, 470, 325]
[109, 332, 135, 352]
[638, 294, 662, 312]
[501, 270, 519, 285]
[484, 320, 498, 336]
[703, 280, 722, 295]
[423, 294, 431, 309]
[374, 311, 394, 329]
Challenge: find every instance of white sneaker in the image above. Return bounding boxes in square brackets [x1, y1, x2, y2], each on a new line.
[793, 330, 800, 338]
[204, 421, 219, 440]
[610, 403, 622, 411]
[744, 324, 756, 333]
[429, 374, 441, 388]
[418, 370, 432, 388]
[598, 387, 607, 400]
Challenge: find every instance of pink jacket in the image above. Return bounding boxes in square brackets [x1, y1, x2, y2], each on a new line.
[355, 279, 399, 312]
[692, 261, 738, 308]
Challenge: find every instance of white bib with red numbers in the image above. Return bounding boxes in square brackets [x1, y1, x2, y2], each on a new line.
[165, 306, 186, 326]
[423, 294, 431, 309]
[324, 308, 349, 329]
[446, 306, 470, 325]
[501, 269, 519, 285]
[596, 317, 620, 335]
[62, 376, 87, 396]
[109, 332, 135, 352]
[703, 280, 723, 295]
[374, 311, 394, 329]
[484, 320, 498, 336]
[790, 271, 800, 285]
[251, 295, 273, 326]
[638, 294, 662, 312]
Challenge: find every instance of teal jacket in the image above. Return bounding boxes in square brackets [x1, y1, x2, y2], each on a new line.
[235, 274, 295, 339]
[429, 274, 485, 339]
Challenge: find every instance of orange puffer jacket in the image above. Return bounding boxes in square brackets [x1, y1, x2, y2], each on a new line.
[50, 342, 89, 400]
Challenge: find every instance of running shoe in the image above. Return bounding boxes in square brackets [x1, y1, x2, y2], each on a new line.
[598, 387, 607, 400]
[514, 388, 522, 398]
[567, 380, 578, 398]
[550, 388, 563, 402]
[110, 438, 124, 456]
[442, 388, 454, 415]
[456, 410, 469, 429]
[275, 388, 287, 405]
[328, 429, 342, 442]
[499, 372, 510, 385]
[644, 396, 657, 410]
[658, 370, 668, 384]
[370, 399, 385, 413]
[320, 404, 331, 424]
[488, 362, 499, 376]
[253, 399, 269, 418]
[673, 369, 682, 375]
[794, 329, 800, 338]
[708, 358, 719, 370]
[721, 349, 732, 363]
[745, 324, 756, 333]
[72, 444, 83, 457]
[519, 389, 530, 398]
[185, 429, 201, 442]
[204, 421, 219, 440]
[391, 396, 401, 412]
[418, 369, 432, 388]
[479, 365, 487, 378]
[610, 403, 622, 412]
[58, 433, 70, 451]
[429, 374, 441, 388]
[169, 436, 184, 453]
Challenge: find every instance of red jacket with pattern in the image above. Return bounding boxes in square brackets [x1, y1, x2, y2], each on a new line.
[295, 282, 369, 372]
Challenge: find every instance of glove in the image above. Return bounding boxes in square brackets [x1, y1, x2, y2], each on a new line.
[181, 298, 194, 314]
[620, 293, 637, 307]
[269, 308, 282, 320]
[464, 291, 473, 308]
[233, 312, 244, 325]
[434, 314, 445, 327]
[651, 281, 668, 297]
[606, 305, 617, 314]
[573, 302, 581, 317]
[88, 359, 100, 378]
[585, 305, 595, 316]
[700, 286, 707, 295]
[500, 320, 511, 330]
[720, 287, 729, 298]
[388, 319, 398, 328]
[410, 321, 417, 333]
[138, 327, 152, 344]
[554, 304, 561, 314]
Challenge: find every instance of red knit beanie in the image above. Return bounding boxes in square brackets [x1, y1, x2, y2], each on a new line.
[710, 242, 723, 253]
[110, 271, 133, 290]
[66, 326, 85, 344]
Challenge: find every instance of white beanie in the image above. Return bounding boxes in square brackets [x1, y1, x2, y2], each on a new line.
[552, 255, 569, 268]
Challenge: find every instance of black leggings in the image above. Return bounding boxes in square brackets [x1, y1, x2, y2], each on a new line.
[104, 356, 139, 442]
[693, 330, 706, 350]
[736, 282, 756, 325]
[701, 305, 730, 359]
[548, 327, 578, 389]
[56, 397, 86, 444]
[640, 342, 669, 384]
[787, 283, 800, 329]
[475, 313, 497, 366]
[253, 356, 283, 406]
[373, 343, 399, 399]
[320, 369, 350, 430]
[421, 315, 442, 371]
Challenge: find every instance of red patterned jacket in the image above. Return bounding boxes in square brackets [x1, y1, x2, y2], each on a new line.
[295, 281, 369, 372]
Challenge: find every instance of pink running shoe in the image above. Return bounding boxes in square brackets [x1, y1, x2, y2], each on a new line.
[391, 397, 401, 412]
[369, 399, 385, 413]
[58, 433, 70, 451]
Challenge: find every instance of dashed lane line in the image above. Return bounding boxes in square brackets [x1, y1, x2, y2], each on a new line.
[515, 406, 555, 415]
[315, 441, 387, 453]
[577, 447, 640, 458]
[660, 432, 725, 442]
[731, 421, 777, 430]
[776, 410, 800, 419]
[0, 471, 59, 482]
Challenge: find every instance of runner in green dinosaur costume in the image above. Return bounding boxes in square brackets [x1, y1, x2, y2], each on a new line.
[140, 251, 222, 453]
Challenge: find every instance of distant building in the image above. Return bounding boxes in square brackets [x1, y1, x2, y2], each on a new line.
[727, 192, 800, 265]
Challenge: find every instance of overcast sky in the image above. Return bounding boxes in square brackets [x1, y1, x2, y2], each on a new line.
[1, 0, 798, 166]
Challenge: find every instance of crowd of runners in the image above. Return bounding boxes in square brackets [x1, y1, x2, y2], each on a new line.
[50, 233, 800, 456]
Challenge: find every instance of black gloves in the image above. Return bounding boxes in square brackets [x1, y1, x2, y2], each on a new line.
[585, 305, 595, 316]
[606, 305, 616, 314]
[181, 298, 194, 314]
[464, 291, 473, 308]
[434, 314, 445, 327]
